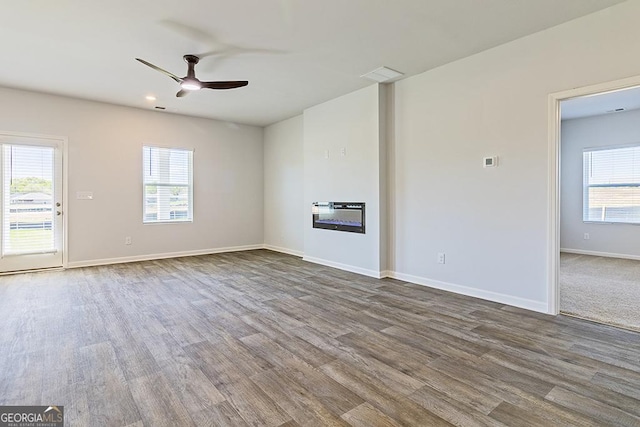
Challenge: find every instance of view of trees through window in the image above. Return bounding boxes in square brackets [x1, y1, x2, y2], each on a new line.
[10, 176, 52, 194]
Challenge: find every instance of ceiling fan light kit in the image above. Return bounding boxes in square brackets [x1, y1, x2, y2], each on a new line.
[135, 54, 248, 97]
[180, 79, 201, 91]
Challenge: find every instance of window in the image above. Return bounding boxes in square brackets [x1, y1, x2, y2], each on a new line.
[583, 144, 640, 224]
[143, 146, 193, 223]
[2, 144, 55, 254]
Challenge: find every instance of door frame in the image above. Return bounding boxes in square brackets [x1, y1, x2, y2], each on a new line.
[0, 131, 68, 272]
[547, 75, 640, 314]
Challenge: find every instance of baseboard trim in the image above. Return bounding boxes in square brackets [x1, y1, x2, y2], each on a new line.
[560, 248, 640, 261]
[0, 266, 64, 276]
[67, 245, 547, 314]
[379, 270, 393, 279]
[67, 244, 264, 268]
[387, 271, 548, 314]
[302, 256, 384, 279]
[263, 245, 303, 258]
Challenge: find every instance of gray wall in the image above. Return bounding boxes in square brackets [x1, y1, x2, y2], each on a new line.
[388, 0, 640, 312]
[0, 86, 264, 266]
[302, 85, 386, 277]
[8, 0, 640, 313]
[561, 108, 640, 259]
[263, 115, 304, 255]
[263, 1, 640, 313]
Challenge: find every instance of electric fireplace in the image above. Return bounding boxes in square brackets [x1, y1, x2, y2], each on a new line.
[312, 202, 365, 234]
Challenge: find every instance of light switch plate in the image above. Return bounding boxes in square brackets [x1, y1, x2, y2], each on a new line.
[76, 191, 93, 200]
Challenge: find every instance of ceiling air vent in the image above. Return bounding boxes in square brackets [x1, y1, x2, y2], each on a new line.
[361, 66, 404, 83]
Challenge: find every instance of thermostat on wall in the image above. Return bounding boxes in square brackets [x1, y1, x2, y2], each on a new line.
[483, 156, 498, 168]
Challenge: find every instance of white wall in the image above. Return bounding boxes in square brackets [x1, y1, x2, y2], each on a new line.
[561, 108, 640, 258]
[303, 84, 386, 276]
[391, 1, 640, 312]
[263, 115, 304, 256]
[0, 86, 264, 266]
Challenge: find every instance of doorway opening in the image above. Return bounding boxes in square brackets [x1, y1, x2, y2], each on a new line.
[549, 76, 640, 331]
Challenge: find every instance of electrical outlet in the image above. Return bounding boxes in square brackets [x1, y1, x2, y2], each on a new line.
[437, 252, 446, 264]
[583, 233, 590, 240]
[125, 236, 132, 245]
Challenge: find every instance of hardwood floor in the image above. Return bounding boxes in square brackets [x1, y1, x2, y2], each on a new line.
[1, 249, 639, 426]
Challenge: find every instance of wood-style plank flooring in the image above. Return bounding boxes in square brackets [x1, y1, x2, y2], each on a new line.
[1, 249, 640, 426]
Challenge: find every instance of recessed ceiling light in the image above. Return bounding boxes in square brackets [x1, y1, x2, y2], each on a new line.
[361, 66, 404, 83]
[145, 95, 156, 101]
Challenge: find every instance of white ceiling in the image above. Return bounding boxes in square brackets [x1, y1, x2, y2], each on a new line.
[0, 0, 626, 127]
[562, 85, 640, 120]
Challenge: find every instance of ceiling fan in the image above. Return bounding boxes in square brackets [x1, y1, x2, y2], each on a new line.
[135, 54, 248, 97]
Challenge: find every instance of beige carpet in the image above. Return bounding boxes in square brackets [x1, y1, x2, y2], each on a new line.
[560, 252, 640, 331]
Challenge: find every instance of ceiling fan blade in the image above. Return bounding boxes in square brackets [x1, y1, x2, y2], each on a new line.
[201, 81, 249, 90]
[135, 58, 181, 83]
[176, 89, 190, 97]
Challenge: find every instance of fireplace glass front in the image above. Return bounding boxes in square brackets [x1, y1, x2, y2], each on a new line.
[312, 202, 365, 234]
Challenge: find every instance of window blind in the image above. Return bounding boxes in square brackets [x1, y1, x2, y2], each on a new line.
[2, 144, 56, 255]
[583, 144, 640, 224]
[143, 146, 193, 223]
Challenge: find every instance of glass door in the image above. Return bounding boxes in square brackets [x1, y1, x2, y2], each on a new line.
[0, 135, 63, 273]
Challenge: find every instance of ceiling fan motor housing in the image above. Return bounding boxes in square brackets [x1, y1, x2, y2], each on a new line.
[183, 54, 200, 65]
